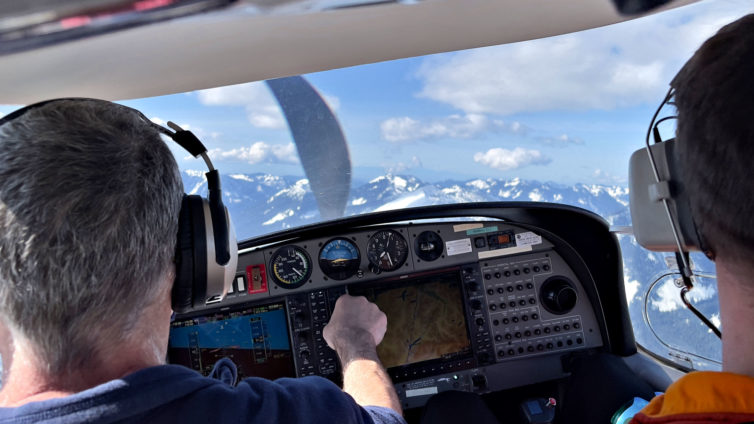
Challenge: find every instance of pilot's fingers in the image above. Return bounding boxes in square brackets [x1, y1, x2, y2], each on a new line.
[333, 294, 367, 309]
[326, 294, 388, 346]
[370, 307, 388, 346]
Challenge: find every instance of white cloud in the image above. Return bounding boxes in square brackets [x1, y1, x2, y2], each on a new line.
[651, 277, 716, 313]
[386, 155, 423, 173]
[197, 81, 341, 130]
[625, 278, 641, 305]
[416, 1, 754, 115]
[198, 82, 285, 129]
[150, 116, 166, 126]
[538, 134, 583, 145]
[207, 142, 298, 165]
[710, 313, 721, 333]
[473, 147, 550, 171]
[509, 121, 528, 135]
[592, 168, 627, 184]
[150, 116, 198, 133]
[381, 113, 518, 142]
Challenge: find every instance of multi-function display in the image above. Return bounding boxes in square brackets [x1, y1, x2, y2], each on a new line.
[354, 272, 473, 370]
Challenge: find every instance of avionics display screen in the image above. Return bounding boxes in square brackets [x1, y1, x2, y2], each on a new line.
[356, 272, 472, 370]
[168, 302, 295, 380]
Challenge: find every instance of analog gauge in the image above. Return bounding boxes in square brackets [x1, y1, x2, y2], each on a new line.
[269, 245, 312, 289]
[367, 229, 409, 272]
[319, 238, 361, 281]
[414, 231, 444, 261]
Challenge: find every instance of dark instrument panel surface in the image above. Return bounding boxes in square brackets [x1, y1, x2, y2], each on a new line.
[169, 205, 613, 409]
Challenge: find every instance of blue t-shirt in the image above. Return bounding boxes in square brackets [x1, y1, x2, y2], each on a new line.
[0, 364, 406, 424]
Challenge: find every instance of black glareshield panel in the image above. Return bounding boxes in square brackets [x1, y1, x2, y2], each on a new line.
[351, 271, 474, 376]
[168, 302, 296, 381]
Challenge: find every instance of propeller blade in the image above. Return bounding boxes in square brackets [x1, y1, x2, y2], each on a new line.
[266, 76, 352, 220]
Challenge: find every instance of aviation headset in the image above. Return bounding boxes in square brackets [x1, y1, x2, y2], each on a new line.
[0, 98, 238, 314]
[628, 87, 711, 258]
[628, 88, 721, 338]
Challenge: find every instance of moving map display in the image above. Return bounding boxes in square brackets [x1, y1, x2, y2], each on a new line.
[359, 273, 472, 369]
[168, 302, 295, 380]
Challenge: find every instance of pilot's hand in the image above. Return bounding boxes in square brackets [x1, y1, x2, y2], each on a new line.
[324, 295, 401, 414]
[323, 295, 387, 353]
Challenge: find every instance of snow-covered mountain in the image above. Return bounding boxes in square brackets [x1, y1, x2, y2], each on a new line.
[184, 171, 721, 370]
[184, 172, 631, 239]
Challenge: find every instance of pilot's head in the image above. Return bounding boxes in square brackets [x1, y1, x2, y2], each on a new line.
[671, 13, 754, 269]
[0, 99, 183, 378]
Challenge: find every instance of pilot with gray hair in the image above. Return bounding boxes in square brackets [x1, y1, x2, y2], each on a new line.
[0, 99, 405, 423]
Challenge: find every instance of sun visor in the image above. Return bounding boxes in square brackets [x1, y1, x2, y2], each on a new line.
[628, 140, 702, 252]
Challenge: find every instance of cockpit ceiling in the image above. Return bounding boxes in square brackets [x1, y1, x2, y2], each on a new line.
[0, 0, 697, 104]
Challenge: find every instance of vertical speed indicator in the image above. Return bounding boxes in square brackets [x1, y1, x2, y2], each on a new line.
[269, 245, 312, 289]
[367, 230, 409, 272]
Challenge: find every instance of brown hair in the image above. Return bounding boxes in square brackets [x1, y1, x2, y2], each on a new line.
[671, 14, 754, 264]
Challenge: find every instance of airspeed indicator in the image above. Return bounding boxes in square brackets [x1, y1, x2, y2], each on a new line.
[270, 245, 312, 289]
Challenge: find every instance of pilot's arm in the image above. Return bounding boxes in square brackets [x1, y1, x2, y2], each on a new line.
[323, 295, 403, 416]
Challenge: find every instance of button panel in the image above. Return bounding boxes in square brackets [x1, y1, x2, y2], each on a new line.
[481, 255, 589, 360]
[462, 265, 496, 368]
[286, 287, 346, 383]
[493, 316, 585, 359]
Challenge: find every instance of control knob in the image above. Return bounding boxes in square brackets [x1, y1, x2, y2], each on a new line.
[540, 277, 577, 315]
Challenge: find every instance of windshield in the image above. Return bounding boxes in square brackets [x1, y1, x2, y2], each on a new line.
[1, 0, 750, 372]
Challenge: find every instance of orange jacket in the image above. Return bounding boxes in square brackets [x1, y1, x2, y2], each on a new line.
[630, 371, 754, 423]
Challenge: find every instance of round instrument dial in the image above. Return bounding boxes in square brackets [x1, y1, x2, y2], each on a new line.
[367, 230, 408, 272]
[414, 230, 444, 261]
[319, 238, 361, 280]
[269, 245, 312, 289]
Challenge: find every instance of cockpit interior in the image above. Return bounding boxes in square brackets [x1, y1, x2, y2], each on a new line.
[167, 202, 673, 422]
[1, 0, 749, 422]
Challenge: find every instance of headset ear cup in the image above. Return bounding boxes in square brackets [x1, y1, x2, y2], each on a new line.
[172, 195, 194, 313]
[188, 196, 209, 305]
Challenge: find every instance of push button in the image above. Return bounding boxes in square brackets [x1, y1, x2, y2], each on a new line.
[236, 276, 246, 292]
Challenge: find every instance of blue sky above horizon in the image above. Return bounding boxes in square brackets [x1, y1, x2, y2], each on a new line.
[2, 0, 752, 186]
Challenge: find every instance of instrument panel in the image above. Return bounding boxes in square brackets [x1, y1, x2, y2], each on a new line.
[168, 219, 606, 410]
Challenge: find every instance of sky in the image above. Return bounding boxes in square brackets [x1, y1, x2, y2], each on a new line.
[1, 0, 752, 186]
